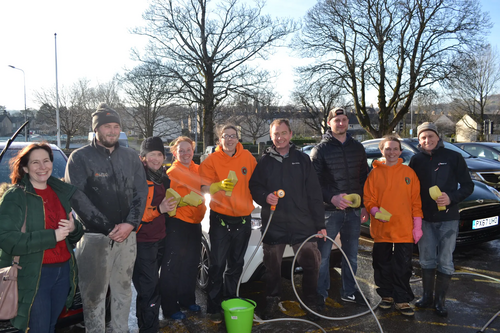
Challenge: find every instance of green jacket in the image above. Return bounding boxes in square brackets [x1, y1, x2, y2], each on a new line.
[0, 175, 83, 332]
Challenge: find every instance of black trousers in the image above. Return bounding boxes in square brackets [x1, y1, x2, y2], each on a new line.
[263, 241, 321, 305]
[132, 238, 165, 333]
[372, 242, 415, 303]
[206, 210, 251, 314]
[160, 218, 202, 317]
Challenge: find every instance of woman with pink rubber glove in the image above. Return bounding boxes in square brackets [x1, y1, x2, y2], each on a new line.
[363, 135, 423, 317]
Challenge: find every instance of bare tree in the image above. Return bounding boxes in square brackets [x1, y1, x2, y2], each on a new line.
[133, 0, 297, 148]
[293, 74, 345, 136]
[293, 0, 491, 138]
[226, 94, 272, 144]
[118, 62, 180, 138]
[447, 45, 500, 141]
[35, 79, 94, 148]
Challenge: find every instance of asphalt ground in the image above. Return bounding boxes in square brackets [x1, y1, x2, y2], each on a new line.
[58, 237, 500, 333]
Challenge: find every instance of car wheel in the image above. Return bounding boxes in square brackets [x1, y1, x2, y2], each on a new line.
[197, 236, 210, 290]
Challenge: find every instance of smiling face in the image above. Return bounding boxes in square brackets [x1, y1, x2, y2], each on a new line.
[220, 128, 238, 155]
[381, 140, 402, 166]
[419, 130, 439, 153]
[329, 114, 349, 136]
[270, 122, 292, 154]
[22, 148, 53, 189]
[142, 150, 164, 171]
[175, 141, 194, 167]
[96, 122, 121, 148]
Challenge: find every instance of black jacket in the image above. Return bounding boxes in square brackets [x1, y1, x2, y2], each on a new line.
[310, 131, 368, 211]
[409, 140, 474, 222]
[249, 144, 325, 245]
[65, 138, 148, 234]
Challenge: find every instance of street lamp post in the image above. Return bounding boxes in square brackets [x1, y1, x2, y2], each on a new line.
[8, 65, 28, 141]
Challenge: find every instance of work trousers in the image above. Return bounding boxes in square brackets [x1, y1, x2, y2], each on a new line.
[372, 242, 414, 303]
[132, 238, 165, 333]
[75, 232, 137, 333]
[160, 218, 201, 317]
[263, 241, 321, 305]
[206, 210, 251, 314]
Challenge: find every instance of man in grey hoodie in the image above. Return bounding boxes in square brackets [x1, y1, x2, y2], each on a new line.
[65, 103, 148, 333]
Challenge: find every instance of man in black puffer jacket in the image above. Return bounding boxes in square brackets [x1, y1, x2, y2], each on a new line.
[311, 107, 369, 307]
[249, 118, 326, 320]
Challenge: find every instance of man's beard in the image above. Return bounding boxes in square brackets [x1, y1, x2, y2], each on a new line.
[99, 136, 118, 148]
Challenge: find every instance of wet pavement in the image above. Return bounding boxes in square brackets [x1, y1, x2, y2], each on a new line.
[58, 237, 500, 333]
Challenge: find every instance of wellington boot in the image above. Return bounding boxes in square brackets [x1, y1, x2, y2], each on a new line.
[434, 271, 452, 317]
[415, 269, 435, 308]
[262, 296, 280, 320]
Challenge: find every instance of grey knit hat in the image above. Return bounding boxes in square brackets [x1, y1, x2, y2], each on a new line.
[417, 122, 439, 138]
[92, 103, 121, 131]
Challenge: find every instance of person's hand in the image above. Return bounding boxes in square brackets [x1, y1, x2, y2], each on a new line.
[108, 223, 134, 243]
[412, 217, 423, 244]
[266, 193, 279, 206]
[360, 207, 369, 223]
[55, 226, 70, 242]
[159, 196, 177, 213]
[58, 214, 75, 233]
[209, 179, 234, 195]
[331, 193, 350, 210]
[436, 192, 451, 207]
[316, 228, 327, 241]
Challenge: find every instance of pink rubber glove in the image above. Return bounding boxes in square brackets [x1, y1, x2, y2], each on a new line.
[412, 217, 423, 244]
[370, 207, 388, 222]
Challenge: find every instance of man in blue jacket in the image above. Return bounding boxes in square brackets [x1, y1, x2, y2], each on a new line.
[249, 118, 326, 320]
[409, 122, 473, 317]
[65, 103, 148, 333]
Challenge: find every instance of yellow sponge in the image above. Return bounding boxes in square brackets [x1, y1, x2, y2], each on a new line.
[375, 207, 392, 221]
[343, 194, 361, 208]
[165, 188, 181, 216]
[429, 186, 446, 211]
[226, 170, 238, 197]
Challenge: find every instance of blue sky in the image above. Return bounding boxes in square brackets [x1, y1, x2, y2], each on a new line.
[0, 0, 499, 111]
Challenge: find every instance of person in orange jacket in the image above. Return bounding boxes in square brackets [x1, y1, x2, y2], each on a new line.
[133, 137, 176, 332]
[159, 136, 207, 320]
[199, 124, 257, 324]
[363, 135, 423, 316]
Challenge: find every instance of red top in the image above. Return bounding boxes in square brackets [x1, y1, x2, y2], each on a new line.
[35, 185, 71, 264]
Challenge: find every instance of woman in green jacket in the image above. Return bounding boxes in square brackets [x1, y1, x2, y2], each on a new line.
[0, 142, 83, 333]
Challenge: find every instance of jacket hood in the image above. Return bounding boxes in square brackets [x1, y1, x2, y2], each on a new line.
[263, 143, 297, 162]
[372, 158, 404, 169]
[214, 142, 245, 160]
[322, 129, 353, 144]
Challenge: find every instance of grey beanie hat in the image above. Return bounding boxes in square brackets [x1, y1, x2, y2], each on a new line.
[417, 122, 439, 138]
[92, 103, 121, 131]
[140, 137, 165, 157]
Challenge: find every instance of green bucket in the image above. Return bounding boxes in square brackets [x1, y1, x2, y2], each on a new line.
[221, 298, 256, 333]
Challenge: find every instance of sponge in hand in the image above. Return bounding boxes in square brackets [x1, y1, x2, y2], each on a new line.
[165, 188, 182, 216]
[429, 185, 446, 211]
[375, 207, 392, 221]
[343, 193, 361, 208]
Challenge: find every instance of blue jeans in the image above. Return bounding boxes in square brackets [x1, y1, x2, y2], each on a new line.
[317, 209, 361, 299]
[418, 220, 458, 276]
[28, 261, 70, 333]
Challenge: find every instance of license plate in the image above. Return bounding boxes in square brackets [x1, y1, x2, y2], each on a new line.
[472, 216, 499, 230]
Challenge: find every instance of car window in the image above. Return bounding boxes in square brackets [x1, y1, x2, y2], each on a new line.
[0, 148, 68, 184]
[442, 141, 471, 158]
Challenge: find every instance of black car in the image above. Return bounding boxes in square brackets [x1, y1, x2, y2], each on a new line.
[454, 142, 500, 164]
[361, 139, 500, 246]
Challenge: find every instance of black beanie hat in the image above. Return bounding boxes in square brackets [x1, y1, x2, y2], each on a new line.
[140, 137, 165, 157]
[92, 103, 121, 131]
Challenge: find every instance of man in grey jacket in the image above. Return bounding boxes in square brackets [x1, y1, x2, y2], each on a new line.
[65, 103, 148, 333]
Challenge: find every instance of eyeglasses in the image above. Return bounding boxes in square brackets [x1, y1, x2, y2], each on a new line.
[222, 134, 237, 140]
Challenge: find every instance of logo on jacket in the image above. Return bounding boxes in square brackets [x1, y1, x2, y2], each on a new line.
[94, 172, 109, 177]
[405, 177, 410, 185]
[241, 167, 247, 175]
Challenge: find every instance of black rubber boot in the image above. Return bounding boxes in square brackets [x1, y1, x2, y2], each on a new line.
[434, 271, 452, 317]
[262, 296, 280, 320]
[415, 269, 435, 308]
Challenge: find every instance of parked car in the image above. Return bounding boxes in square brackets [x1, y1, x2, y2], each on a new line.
[197, 195, 342, 290]
[363, 138, 500, 189]
[0, 142, 84, 331]
[454, 142, 500, 163]
[361, 139, 500, 246]
[200, 145, 216, 162]
[300, 144, 315, 155]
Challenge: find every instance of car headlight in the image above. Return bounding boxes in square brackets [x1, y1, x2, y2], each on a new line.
[469, 171, 483, 182]
[487, 185, 500, 200]
[251, 218, 262, 230]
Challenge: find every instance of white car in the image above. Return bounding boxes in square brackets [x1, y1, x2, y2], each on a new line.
[197, 194, 341, 289]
